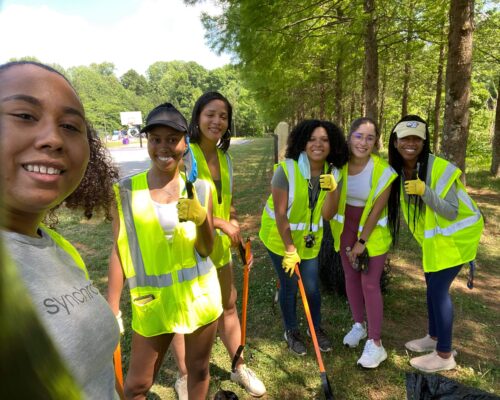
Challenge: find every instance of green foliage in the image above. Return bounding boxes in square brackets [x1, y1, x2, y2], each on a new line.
[199, 0, 499, 172]
[45, 60, 268, 137]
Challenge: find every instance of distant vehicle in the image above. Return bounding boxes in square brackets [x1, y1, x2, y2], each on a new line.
[127, 127, 141, 137]
[127, 126, 146, 138]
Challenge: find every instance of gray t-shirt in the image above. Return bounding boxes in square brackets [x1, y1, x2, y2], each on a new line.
[2, 229, 120, 400]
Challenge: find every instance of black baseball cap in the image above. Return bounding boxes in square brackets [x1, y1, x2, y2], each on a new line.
[140, 102, 188, 134]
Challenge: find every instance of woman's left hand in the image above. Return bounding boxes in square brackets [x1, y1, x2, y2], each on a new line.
[349, 241, 366, 265]
[222, 220, 242, 247]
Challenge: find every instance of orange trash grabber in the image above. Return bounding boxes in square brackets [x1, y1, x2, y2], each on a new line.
[294, 264, 334, 400]
[113, 342, 124, 397]
[231, 238, 251, 372]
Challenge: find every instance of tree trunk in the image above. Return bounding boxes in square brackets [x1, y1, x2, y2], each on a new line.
[350, 89, 356, 125]
[360, 64, 366, 117]
[363, 0, 379, 120]
[401, 3, 414, 118]
[334, 54, 344, 129]
[433, 18, 447, 154]
[319, 80, 326, 120]
[490, 76, 500, 176]
[379, 63, 388, 147]
[441, 0, 474, 177]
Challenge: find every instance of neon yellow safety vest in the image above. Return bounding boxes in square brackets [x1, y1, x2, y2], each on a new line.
[401, 154, 484, 272]
[191, 143, 233, 268]
[259, 159, 332, 259]
[114, 171, 222, 337]
[41, 225, 89, 279]
[331, 154, 397, 257]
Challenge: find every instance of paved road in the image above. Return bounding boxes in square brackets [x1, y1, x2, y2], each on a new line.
[109, 144, 150, 177]
[109, 138, 251, 178]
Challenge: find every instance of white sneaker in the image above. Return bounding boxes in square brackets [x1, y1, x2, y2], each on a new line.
[405, 334, 437, 352]
[230, 364, 266, 397]
[357, 339, 387, 368]
[410, 351, 457, 373]
[174, 374, 188, 400]
[343, 322, 367, 348]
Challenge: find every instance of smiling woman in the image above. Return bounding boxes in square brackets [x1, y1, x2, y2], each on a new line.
[0, 61, 121, 399]
[107, 102, 223, 399]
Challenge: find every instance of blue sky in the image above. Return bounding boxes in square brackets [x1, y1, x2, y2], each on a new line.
[0, 0, 232, 76]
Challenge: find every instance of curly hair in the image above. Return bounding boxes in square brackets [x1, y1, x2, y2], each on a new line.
[387, 114, 432, 243]
[285, 119, 348, 168]
[189, 91, 233, 152]
[43, 123, 119, 227]
[62, 122, 119, 221]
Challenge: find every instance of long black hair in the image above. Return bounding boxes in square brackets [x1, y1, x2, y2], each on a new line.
[189, 91, 233, 152]
[387, 115, 432, 242]
[285, 119, 348, 168]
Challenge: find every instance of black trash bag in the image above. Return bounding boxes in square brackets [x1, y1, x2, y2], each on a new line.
[213, 390, 239, 400]
[319, 219, 392, 296]
[406, 372, 499, 400]
[319, 220, 346, 297]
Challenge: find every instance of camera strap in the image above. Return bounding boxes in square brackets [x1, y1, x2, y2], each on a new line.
[307, 177, 320, 234]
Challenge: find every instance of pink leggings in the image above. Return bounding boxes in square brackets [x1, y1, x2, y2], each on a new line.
[340, 205, 387, 341]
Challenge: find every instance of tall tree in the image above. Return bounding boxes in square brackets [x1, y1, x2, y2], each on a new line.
[432, 14, 447, 153]
[120, 69, 148, 96]
[491, 77, 500, 176]
[363, 0, 379, 120]
[441, 0, 474, 174]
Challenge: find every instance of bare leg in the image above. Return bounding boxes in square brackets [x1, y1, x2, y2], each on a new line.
[124, 332, 173, 400]
[184, 321, 218, 400]
[217, 262, 243, 367]
[171, 334, 188, 377]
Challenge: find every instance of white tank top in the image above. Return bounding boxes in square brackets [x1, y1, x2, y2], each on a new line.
[152, 200, 179, 240]
[347, 157, 373, 207]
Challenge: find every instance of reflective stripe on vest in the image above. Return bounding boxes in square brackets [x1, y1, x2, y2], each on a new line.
[264, 158, 296, 220]
[264, 207, 323, 232]
[225, 152, 233, 194]
[424, 213, 482, 239]
[435, 162, 457, 196]
[423, 188, 482, 239]
[119, 176, 213, 289]
[285, 158, 295, 217]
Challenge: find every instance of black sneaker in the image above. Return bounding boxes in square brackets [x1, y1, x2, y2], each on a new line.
[307, 327, 333, 352]
[284, 329, 307, 356]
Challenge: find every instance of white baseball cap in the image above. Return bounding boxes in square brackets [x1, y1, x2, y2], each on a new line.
[394, 121, 426, 140]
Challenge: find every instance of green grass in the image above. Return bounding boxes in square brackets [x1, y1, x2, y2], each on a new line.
[56, 137, 500, 399]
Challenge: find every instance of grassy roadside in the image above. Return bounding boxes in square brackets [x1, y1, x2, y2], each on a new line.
[57, 137, 499, 399]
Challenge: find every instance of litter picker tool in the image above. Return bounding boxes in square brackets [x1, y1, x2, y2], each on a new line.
[467, 260, 476, 289]
[231, 238, 251, 372]
[113, 343, 124, 397]
[294, 263, 334, 400]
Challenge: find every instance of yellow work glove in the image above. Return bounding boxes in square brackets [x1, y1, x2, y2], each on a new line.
[404, 178, 426, 196]
[282, 250, 301, 277]
[319, 173, 338, 192]
[116, 310, 124, 335]
[177, 189, 207, 226]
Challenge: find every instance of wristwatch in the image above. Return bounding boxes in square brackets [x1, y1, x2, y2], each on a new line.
[358, 238, 366, 245]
